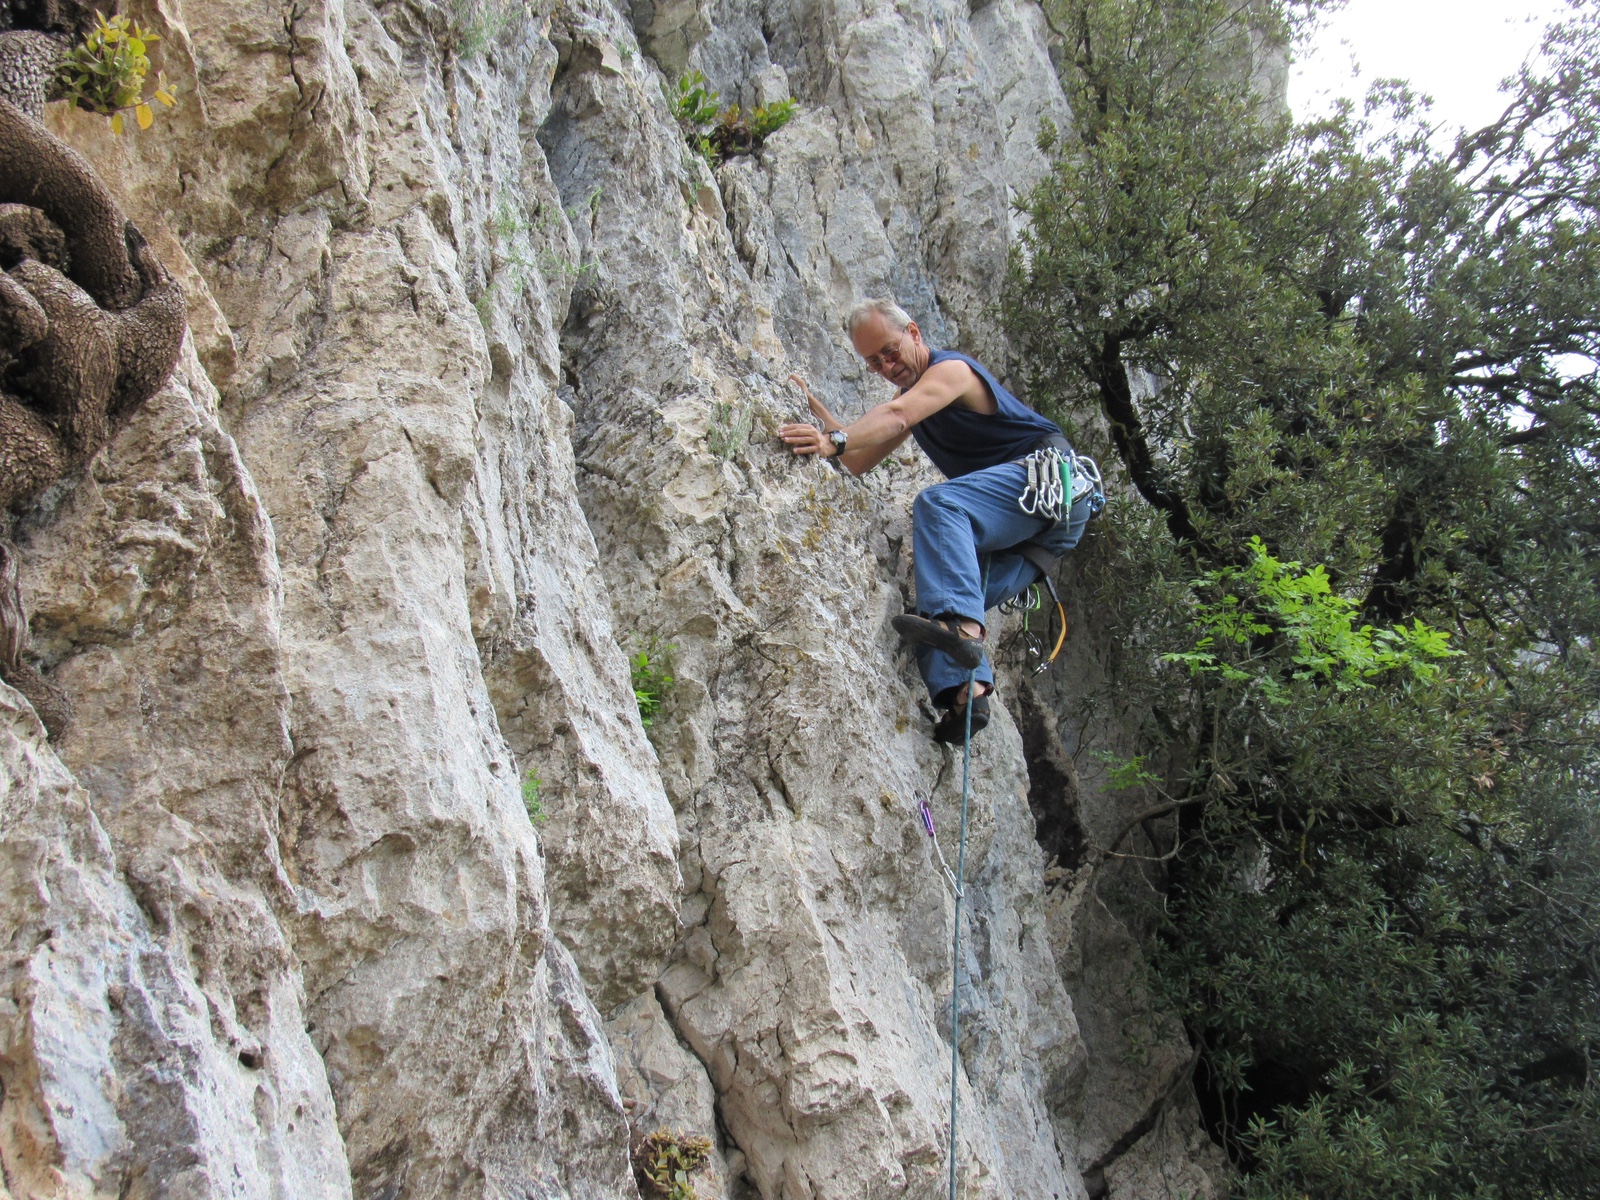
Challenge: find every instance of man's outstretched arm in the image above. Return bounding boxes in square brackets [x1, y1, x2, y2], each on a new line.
[780, 374, 909, 474]
[779, 361, 980, 477]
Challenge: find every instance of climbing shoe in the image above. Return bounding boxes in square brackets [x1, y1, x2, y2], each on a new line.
[933, 692, 990, 744]
[891, 613, 984, 669]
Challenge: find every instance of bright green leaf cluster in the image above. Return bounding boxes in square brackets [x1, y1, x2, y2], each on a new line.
[1164, 537, 1457, 701]
[670, 70, 720, 127]
[670, 71, 796, 166]
[629, 635, 676, 728]
[56, 11, 177, 134]
[1094, 750, 1163, 792]
[749, 97, 797, 141]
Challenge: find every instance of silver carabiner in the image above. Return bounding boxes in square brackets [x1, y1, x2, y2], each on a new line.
[1018, 454, 1042, 514]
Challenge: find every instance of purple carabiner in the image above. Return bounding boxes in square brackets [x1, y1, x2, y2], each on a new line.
[918, 797, 936, 837]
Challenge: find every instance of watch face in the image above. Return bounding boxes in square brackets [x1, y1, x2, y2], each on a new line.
[830, 431, 848, 452]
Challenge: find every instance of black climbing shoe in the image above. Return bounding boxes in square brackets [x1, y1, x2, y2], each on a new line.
[892, 613, 984, 669]
[933, 692, 990, 744]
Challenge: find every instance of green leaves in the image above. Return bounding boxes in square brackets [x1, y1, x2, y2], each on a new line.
[671, 70, 720, 126]
[749, 97, 797, 141]
[520, 771, 545, 825]
[670, 72, 797, 166]
[1163, 538, 1457, 702]
[628, 635, 676, 728]
[56, 11, 178, 134]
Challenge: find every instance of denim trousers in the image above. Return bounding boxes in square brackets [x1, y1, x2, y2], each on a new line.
[911, 460, 1092, 705]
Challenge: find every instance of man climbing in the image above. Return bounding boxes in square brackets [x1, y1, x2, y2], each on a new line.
[779, 298, 1096, 742]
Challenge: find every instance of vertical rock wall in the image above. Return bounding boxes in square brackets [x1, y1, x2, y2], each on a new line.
[0, 0, 1218, 1197]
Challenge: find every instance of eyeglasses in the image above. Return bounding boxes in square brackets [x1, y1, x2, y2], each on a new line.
[863, 339, 904, 373]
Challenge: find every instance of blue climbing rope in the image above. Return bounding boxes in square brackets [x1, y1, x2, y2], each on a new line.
[948, 657, 977, 1200]
[947, 557, 990, 1200]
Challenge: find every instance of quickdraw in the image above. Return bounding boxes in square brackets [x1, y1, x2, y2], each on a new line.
[916, 793, 962, 897]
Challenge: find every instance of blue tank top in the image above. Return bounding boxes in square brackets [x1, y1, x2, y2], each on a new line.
[905, 348, 1065, 478]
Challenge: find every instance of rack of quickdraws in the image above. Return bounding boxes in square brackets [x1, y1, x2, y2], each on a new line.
[1018, 446, 1104, 524]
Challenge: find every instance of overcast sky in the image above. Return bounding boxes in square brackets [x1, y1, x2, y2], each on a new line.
[1287, 0, 1576, 137]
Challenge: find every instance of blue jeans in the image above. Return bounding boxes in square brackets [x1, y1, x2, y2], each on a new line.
[911, 461, 1092, 705]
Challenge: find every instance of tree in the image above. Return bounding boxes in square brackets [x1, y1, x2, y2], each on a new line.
[1007, 1, 1600, 1195]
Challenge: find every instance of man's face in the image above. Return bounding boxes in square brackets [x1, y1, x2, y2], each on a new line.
[851, 314, 924, 390]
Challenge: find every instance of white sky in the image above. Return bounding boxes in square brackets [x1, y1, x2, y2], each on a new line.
[1288, 0, 1575, 136]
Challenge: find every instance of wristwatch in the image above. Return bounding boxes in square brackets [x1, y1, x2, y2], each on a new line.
[827, 429, 849, 457]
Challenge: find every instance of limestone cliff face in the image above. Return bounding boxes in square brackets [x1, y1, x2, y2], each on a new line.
[0, 1, 1216, 1198]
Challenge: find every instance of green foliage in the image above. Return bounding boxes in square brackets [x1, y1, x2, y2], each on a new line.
[1095, 750, 1162, 793]
[629, 635, 675, 727]
[521, 771, 545, 825]
[56, 11, 177, 134]
[670, 72, 797, 165]
[707, 398, 753, 459]
[1163, 538, 1455, 701]
[749, 98, 797, 141]
[670, 70, 721, 127]
[449, 0, 533, 58]
[1008, 0, 1600, 1194]
[634, 1128, 712, 1199]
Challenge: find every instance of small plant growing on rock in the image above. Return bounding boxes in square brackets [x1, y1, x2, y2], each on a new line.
[671, 69, 721, 127]
[670, 71, 796, 165]
[707, 399, 752, 460]
[449, 0, 533, 58]
[521, 771, 546, 825]
[633, 1128, 713, 1199]
[628, 635, 675, 727]
[56, 11, 176, 134]
[476, 189, 594, 324]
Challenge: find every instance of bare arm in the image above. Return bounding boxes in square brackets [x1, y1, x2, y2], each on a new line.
[781, 374, 910, 474]
[779, 361, 990, 477]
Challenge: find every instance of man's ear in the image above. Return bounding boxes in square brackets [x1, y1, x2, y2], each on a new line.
[905, 320, 921, 344]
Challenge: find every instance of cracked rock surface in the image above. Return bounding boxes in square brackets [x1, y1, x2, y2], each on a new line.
[0, 0, 1222, 1196]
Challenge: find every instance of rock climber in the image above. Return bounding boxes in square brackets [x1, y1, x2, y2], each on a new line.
[779, 298, 1095, 743]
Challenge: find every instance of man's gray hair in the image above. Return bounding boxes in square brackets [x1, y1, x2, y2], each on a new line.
[846, 297, 913, 335]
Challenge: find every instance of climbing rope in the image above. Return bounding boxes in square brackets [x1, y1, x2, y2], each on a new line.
[899, 569, 999, 1194]
[947, 658, 977, 1200]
